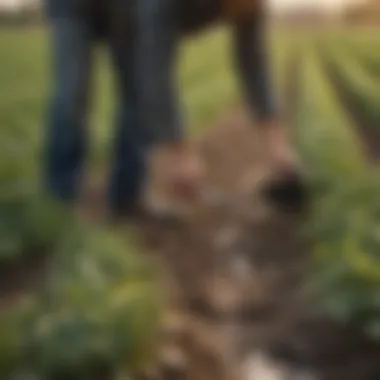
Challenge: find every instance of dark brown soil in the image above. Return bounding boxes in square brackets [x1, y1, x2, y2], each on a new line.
[0, 252, 50, 311]
[130, 51, 380, 380]
[134, 103, 380, 380]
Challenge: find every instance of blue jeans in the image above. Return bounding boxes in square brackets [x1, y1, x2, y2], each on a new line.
[44, 17, 146, 211]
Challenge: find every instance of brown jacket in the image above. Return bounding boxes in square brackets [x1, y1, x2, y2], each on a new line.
[180, 0, 264, 34]
[222, 0, 263, 21]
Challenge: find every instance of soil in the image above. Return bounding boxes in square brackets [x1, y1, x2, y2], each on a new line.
[132, 112, 380, 379]
[0, 252, 49, 311]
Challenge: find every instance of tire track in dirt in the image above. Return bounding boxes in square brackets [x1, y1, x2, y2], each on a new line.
[319, 49, 380, 163]
[136, 51, 380, 380]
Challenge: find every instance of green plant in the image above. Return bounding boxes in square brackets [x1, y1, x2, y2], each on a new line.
[0, 126, 72, 263]
[294, 49, 380, 340]
[1, 226, 162, 380]
[323, 43, 380, 134]
[344, 40, 380, 81]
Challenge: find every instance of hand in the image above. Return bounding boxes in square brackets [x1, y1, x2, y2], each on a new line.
[259, 120, 307, 211]
[143, 141, 204, 219]
[260, 120, 297, 177]
[163, 141, 204, 200]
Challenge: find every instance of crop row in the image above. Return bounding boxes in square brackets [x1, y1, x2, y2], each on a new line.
[292, 42, 380, 340]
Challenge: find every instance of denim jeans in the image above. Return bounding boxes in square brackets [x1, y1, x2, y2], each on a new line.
[44, 0, 275, 212]
[44, 16, 146, 211]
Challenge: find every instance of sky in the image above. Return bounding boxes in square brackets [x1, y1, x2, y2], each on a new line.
[0, 0, 369, 12]
[269, 0, 367, 12]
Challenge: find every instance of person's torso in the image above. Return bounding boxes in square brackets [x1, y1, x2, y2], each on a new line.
[44, 0, 118, 20]
[179, 0, 221, 34]
[179, 0, 262, 34]
[44, 0, 129, 39]
[45, 0, 261, 34]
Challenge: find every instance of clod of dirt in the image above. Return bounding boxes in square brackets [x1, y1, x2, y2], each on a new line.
[263, 171, 308, 215]
[159, 344, 188, 373]
[214, 225, 241, 251]
[242, 351, 318, 380]
[205, 274, 246, 316]
[230, 254, 252, 281]
[0, 252, 50, 311]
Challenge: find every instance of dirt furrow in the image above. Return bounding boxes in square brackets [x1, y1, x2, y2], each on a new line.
[137, 54, 380, 380]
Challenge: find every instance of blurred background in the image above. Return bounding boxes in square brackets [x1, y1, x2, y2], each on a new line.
[1, 0, 380, 379]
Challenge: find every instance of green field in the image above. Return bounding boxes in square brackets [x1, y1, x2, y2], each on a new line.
[2, 25, 380, 378]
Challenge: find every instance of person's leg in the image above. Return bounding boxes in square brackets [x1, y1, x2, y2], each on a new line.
[44, 17, 93, 203]
[107, 27, 146, 215]
[233, 8, 298, 178]
[132, 0, 204, 220]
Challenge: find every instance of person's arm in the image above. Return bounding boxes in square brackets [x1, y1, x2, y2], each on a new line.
[233, 5, 278, 125]
[136, 0, 183, 144]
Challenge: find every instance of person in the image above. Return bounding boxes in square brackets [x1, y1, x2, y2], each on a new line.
[138, 0, 298, 217]
[44, 0, 297, 220]
[44, 0, 146, 218]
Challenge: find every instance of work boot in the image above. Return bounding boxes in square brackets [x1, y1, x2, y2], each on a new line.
[260, 121, 297, 176]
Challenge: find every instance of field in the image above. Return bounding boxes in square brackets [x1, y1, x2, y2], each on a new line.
[1, 25, 380, 379]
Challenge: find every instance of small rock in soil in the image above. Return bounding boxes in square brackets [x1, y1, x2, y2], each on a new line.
[159, 344, 188, 375]
[159, 310, 189, 341]
[214, 226, 241, 251]
[243, 351, 289, 380]
[243, 351, 319, 380]
[200, 185, 230, 208]
[230, 254, 252, 281]
[206, 275, 244, 315]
